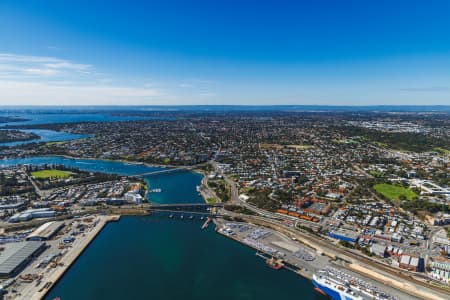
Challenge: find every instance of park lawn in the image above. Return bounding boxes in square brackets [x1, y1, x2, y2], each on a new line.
[434, 147, 450, 156]
[373, 183, 417, 201]
[206, 197, 219, 204]
[31, 169, 72, 179]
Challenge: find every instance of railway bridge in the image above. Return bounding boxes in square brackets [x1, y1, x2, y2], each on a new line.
[148, 202, 224, 216]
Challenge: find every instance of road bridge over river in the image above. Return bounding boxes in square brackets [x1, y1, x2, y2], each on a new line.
[148, 202, 224, 216]
[135, 163, 206, 177]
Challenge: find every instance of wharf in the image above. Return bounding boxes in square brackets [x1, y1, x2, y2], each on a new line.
[19, 215, 120, 300]
[215, 221, 427, 300]
[215, 223, 318, 280]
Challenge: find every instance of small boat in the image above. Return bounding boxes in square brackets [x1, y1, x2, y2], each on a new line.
[189, 215, 194, 220]
[180, 215, 184, 219]
[201, 217, 212, 229]
[169, 214, 173, 218]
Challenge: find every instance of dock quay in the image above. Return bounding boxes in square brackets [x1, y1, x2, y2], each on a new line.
[238, 215, 450, 300]
[215, 221, 425, 300]
[215, 221, 321, 280]
[5, 215, 120, 300]
[201, 217, 212, 229]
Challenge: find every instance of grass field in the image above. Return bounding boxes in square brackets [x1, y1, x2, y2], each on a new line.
[31, 169, 72, 179]
[434, 147, 450, 156]
[373, 183, 417, 201]
[206, 197, 219, 204]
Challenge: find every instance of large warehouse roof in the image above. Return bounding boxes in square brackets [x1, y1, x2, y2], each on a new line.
[26, 221, 64, 241]
[0, 241, 45, 277]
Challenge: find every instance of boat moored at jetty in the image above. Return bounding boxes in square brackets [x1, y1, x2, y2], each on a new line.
[266, 257, 284, 270]
[312, 267, 398, 300]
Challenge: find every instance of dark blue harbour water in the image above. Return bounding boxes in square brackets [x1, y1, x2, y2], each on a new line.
[0, 129, 88, 147]
[0, 112, 154, 126]
[0, 111, 168, 146]
[0, 156, 325, 300]
[46, 216, 325, 300]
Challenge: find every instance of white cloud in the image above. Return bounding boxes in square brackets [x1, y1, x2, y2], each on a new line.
[0, 53, 92, 78]
[23, 68, 60, 76]
[0, 53, 221, 105]
[0, 53, 61, 63]
[0, 53, 166, 105]
[0, 80, 162, 105]
[44, 62, 91, 72]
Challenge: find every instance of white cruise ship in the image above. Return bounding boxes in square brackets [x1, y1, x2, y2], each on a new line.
[312, 267, 398, 300]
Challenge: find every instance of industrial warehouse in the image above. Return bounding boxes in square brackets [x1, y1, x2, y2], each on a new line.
[25, 221, 65, 241]
[0, 241, 46, 278]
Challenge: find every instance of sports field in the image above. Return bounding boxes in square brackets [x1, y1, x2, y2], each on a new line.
[373, 183, 417, 201]
[31, 169, 72, 179]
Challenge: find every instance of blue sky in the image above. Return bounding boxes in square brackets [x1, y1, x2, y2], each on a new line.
[0, 0, 449, 105]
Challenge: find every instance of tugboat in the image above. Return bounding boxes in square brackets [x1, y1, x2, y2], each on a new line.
[266, 257, 284, 270]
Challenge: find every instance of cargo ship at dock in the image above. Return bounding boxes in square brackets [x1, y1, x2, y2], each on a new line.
[312, 267, 398, 300]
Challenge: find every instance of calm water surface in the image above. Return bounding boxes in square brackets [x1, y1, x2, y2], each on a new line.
[0, 129, 88, 147]
[46, 217, 325, 300]
[0, 112, 170, 146]
[0, 156, 325, 300]
[0, 112, 156, 126]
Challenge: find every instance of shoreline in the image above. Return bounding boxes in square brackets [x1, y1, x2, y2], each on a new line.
[5, 154, 446, 300]
[198, 178, 314, 281]
[28, 215, 120, 300]
[215, 225, 314, 280]
[202, 193, 443, 300]
[0, 153, 202, 170]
